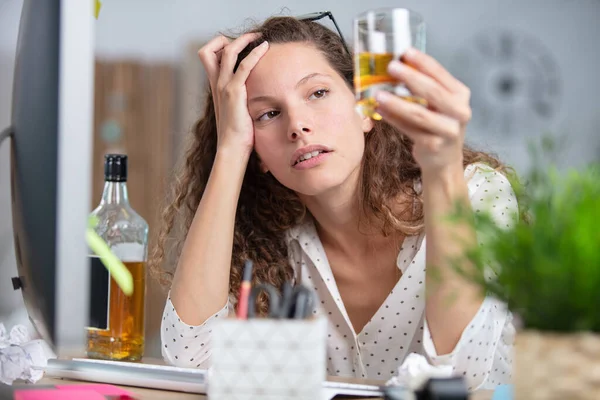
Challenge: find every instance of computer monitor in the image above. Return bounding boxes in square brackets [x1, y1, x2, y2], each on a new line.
[0, 0, 95, 357]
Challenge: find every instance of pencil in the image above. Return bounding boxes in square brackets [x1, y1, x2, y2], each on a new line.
[236, 259, 254, 319]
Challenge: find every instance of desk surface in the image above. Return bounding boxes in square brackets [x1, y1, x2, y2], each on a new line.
[36, 377, 386, 400]
[38, 377, 206, 399]
[31, 357, 494, 400]
[36, 377, 494, 400]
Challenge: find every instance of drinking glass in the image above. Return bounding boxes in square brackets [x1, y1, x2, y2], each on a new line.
[353, 8, 426, 120]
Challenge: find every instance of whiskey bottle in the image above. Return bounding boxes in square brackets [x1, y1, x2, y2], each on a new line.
[87, 154, 148, 361]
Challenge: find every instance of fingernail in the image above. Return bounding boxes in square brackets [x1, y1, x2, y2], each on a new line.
[375, 90, 391, 104]
[259, 40, 269, 48]
[388, 60, 403, 75]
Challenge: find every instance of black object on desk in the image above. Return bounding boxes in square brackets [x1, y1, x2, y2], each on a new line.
[383, 377, 469, 400]
[247, 282, 315, 319]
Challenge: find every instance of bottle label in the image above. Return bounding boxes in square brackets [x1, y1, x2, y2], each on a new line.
[86, 255, 111, 330]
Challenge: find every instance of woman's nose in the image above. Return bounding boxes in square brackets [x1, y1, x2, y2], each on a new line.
[287, 110, 313, 140]
[288, 126, 312, 140]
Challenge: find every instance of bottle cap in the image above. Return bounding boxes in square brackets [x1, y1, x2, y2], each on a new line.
[104, 154, 128, 182]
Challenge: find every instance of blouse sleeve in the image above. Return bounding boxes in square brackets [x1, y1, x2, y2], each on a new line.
[161, 232, 302, 369]
[422, 163, 519, 391]
[160, 292, 234, 369]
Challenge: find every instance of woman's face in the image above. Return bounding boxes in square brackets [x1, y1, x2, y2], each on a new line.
[246, 42, 373, 197]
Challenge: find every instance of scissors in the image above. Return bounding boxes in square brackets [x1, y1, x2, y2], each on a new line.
[247, 281, 315, 319]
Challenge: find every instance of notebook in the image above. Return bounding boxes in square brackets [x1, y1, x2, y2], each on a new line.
[43, 358, 385, 399]
[7, 382, 134, 400]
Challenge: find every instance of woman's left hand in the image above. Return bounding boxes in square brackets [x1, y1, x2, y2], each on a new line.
[374, 48, 472, 173]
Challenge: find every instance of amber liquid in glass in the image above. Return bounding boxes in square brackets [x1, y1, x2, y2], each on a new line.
[87, 261, 146, 361]
[355, 52, 427, 120]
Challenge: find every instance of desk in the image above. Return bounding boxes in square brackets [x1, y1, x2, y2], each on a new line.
[35, 377, 389, 400]
[35, 377, 387, 399]
[29, 357, 494, 400]
[33, 356, 385, 399]
[34, 377, 494, 400]
[37, 377, 205, 399]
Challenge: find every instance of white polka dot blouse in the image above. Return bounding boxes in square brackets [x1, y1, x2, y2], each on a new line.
[160, 163, 518, 391]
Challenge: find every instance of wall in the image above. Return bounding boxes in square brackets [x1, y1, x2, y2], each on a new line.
[1, 0, 598, 357]
[93, 0, 600, 168]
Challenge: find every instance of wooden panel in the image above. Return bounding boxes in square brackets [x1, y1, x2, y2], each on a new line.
[176, 41, 208, 157]
[92, 60, 175, 358]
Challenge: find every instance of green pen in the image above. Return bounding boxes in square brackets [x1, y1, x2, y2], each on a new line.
[86, 215, 133, 296]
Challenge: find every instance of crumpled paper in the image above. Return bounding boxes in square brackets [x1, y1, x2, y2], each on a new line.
[0, 323, 56, 385]
[386, 352, 454, 391]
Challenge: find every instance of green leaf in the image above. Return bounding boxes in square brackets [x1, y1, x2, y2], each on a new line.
[450, 137, 600, 333]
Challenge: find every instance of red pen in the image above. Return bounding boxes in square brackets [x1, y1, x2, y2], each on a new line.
[236, 259, 254, 319]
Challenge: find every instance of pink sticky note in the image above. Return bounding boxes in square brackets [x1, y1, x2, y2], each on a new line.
[15, 389, 106, 400]
[56, 383, 134, 396]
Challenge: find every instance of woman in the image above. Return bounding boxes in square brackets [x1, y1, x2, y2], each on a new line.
[150, 16, 517, 391]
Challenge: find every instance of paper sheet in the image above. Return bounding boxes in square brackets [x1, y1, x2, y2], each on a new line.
[0, 323, 56, 385]
[386, 352, 454, 391]
[15, 389, 106, 400]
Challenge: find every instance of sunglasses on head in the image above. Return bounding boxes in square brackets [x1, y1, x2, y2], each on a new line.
[296, 11, 351, 56]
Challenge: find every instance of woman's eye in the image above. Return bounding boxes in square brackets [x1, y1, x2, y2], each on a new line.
[309, 89, 329, 100]
[257, 110, 280, 122]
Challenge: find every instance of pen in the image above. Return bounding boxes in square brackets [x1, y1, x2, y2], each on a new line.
[236, 259, 253, 319]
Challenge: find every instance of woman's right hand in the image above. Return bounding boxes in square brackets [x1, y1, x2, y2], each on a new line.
[197, 33, 269, 156]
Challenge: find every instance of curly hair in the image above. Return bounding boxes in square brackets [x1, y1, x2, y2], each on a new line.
[149, 16, 510, 316]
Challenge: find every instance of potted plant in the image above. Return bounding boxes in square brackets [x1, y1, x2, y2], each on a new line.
[451, 139, 600, 400]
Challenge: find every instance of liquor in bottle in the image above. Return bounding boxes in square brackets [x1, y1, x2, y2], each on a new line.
[86, 154, 148, 361]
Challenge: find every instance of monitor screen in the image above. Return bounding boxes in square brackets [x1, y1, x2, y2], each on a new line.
[8, 0, 95, 356]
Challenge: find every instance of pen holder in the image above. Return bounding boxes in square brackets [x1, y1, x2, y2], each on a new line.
[208, 316, 327, 400]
